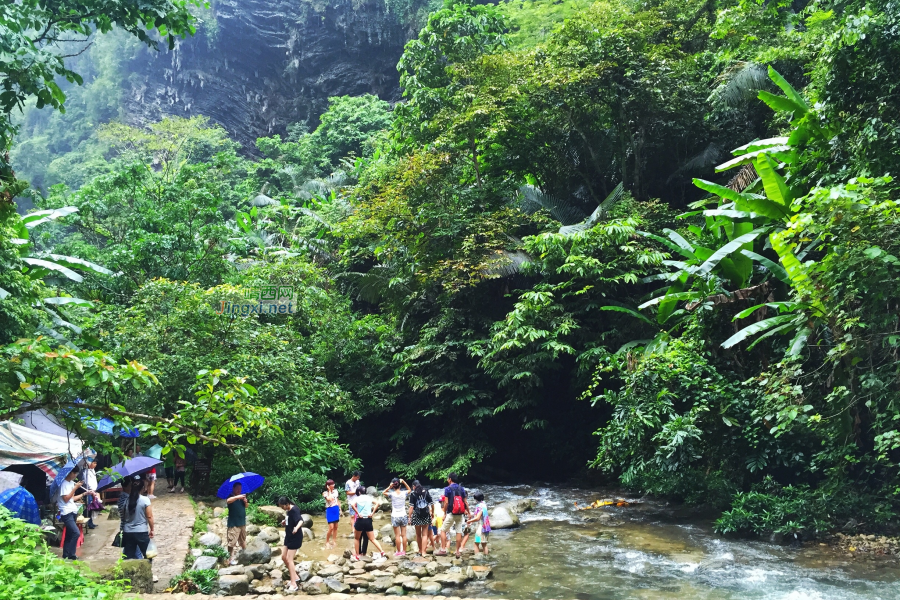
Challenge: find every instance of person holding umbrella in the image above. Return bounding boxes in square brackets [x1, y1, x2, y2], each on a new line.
[58, 469, 88, 560]
[226, 482, 248, 565]
[216, 473, 264, 565]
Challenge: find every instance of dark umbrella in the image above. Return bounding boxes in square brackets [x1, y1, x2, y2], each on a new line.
[96, 456, 163, 492]
[216, 472, 265, 499]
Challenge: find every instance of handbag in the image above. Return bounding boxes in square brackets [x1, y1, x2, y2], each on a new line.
[112, 532, 122, 547]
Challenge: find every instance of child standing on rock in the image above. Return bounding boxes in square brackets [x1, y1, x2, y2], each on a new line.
[467, 491, 491, 555]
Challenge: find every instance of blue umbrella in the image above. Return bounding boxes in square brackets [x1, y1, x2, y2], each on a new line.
[96, 456, 163, 492]
[49, 459, 78, 501]
[70, 398, 140, 437]
[216, 472, 265, 499]
[0, 486, 41, 525]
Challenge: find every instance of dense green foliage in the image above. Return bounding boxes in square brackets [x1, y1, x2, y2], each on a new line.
[0, 506, 126, 599]
[5, 0, 900, 541]
[262, 468, 329, 513]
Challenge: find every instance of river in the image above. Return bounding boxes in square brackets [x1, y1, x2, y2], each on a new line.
[466, 484, 900, 600]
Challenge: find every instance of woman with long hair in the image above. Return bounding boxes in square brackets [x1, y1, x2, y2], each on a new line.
[322, 479, 342, 549]
[122, 475, 154, 560]
[278, 496, 303, 592]
[407, 480, 433, 558]
[383, 478, 411, 557]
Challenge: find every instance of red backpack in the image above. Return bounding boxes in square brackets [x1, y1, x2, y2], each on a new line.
[446, 484, 467, 515]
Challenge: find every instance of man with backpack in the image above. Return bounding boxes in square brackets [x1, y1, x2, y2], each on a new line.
[437, 472, 468, 558]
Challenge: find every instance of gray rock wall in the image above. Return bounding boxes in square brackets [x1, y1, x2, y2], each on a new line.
[122, 0, 424, 149]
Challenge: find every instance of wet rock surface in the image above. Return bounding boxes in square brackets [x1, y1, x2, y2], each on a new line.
[118, 0, 420, 149]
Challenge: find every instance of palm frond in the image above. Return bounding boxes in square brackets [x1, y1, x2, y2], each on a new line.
[716, 62, 771, 107]
[481, 250, 532, 278]
[559, 183, 625, 235]
[518, 185, 587, 225]
[252, 193, 279, 206]
[667, 143, 723, 182]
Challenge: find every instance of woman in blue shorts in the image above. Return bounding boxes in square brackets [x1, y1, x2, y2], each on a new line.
[323, 479, 342, 549]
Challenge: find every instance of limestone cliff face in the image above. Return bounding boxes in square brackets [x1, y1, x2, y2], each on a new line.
[122, 0, 420, 148]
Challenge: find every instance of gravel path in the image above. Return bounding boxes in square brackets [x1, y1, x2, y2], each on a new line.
[78, 484, 195, 591]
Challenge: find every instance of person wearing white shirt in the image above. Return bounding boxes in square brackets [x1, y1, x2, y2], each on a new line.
[58, 469, 88, 560]
[84, 461, 99, 529]
[344, 471, 361, 532]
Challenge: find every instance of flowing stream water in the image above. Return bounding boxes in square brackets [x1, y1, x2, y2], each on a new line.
[464, 484, 900, 600]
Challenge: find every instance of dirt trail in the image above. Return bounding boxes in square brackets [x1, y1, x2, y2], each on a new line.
[77, 483, 195, 591]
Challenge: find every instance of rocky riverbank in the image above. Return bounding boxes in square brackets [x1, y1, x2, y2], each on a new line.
[176, 494, 535, 596]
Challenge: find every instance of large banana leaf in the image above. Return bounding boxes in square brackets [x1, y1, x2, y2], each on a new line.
[716, 146, 794, 172]
[755, 154, 792, 207]
[22, 258, 84, 283]
[731, 137, 790, 155]
[767, 66, 809, 111]
[740, 250, 789, 283]
[46, 254, 114, 276]
[21, 206, 79, 228]
[721, 314, 799, 349]
[695, 228, 767, 278]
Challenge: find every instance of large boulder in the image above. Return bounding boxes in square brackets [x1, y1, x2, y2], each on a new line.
[300, 513, 314, 529]
[246, 523, 261, 535]
[258, 505, 285, 520]
[96, 559, 153, 593]
[421, 581, 443, 595]
[192, 555, 220, 571]
[302, 575, 328, 594]
[197, 532, 222, 547]
[502, 498, 536, 514]
[369, 576, 394, 591]
[237, 538, 273, 565]
[489, 505, 519, 529]
[379, 524, 395, 541]
[218, 574, 250, 595]
[316, 564, 343, 578]
[324, 577, 350, 593]
[213, 507, 225, 518]
[432, 572, 468, 586]
[257, 526, 281, 544]
[365, 486, 377, 495]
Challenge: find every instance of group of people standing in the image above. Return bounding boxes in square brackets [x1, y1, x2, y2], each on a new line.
[222, 471, 492, 593]
[339, 471, 491, 561]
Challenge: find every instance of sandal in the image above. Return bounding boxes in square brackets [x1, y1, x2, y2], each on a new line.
[455, 552, 461, 559]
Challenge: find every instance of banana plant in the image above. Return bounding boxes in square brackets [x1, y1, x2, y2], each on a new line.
[700, 66, 831, 354]
[619, 67, 832, 356]
[5, 207, 115, 344]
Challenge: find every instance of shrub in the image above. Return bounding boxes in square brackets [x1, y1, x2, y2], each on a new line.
[202, 545, 229, 561]
[247, 503, 279, 527]
[262, 468, 327, 513]
[715, 477, 897, 537]
[0, 506, 128, 599]
[169, 569, 218, 594]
